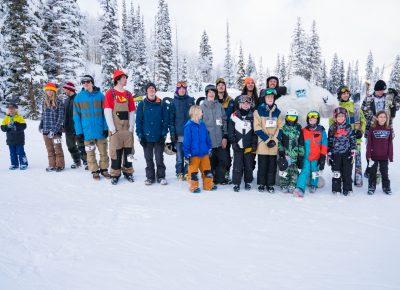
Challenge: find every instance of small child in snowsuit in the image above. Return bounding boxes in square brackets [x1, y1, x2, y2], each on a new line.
[277, 109, 304, 193]
[293, 111, 328, 197]
[253, 88, 283, 193]
[183, 105, 217, 193]
[228, 95, 258, 192]
[366, 111, 393, 195]
[327, 107, 356, 196]
[1, 103, 28, 170]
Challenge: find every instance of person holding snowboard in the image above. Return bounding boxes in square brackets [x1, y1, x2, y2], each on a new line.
[277, 109, 304, 193]
[293, 111, 328, 198]
[228, 95, 258, 192]
[366, 111, 393, 195]
[327, 107, 356, 196]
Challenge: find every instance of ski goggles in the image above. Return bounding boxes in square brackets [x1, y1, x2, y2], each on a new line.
[239, 95, 252, 104]
[307, 111, 319, 119]
[286, 115, 298, 122]
[176, 81, 187, 88]
[333, 107, 347, 116]
[265, 88, 277, 96]
[339, 87, 350, 93]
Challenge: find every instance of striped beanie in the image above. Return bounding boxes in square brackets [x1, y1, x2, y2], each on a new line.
[63, 82, 76, 93]
[44, 82, 57, 92]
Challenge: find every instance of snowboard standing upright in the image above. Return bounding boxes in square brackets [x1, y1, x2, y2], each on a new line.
[353, 91, 363, 187]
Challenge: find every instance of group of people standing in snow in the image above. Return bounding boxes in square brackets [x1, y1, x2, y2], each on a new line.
[2, 72, 399, 197]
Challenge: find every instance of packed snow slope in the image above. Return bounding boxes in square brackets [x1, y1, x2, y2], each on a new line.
[0, 118, 399, 290]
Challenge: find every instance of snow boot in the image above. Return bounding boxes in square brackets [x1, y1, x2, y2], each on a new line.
[245, 183, 251, 191]
[367, 187, 375, 195]
[383, 188, 392, 195]
[332, 191, 341, 195]
[55, 167, 64, 172]
[92, 171, 100, 180]
[71, 161, 81, 169]
[124, 173, 134, 183]
[46, 167, 55, 172]
[192, 188, 201, 194]
[267, 186, 275, 193]
[158, 178, 168, 185]
[288, 186, 295, 193]
[9, 165, 18, 170]
[111, 176, 119, 185]
[293, 188, 304, 198]
[309, 186, 317, 193]
[176, 173, 184, 181]
[20, 165, 28, 170]
[145, 179, 154, 186]
[342, 190, 352, 196]
[281, 186, 289, 193]
[100, 169, 111, 179]
[233, 185, 240, 192]
[258, 185, 265, 192]
[210, 185, 217, 191]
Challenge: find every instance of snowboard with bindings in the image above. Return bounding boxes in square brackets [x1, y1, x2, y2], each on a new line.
[352, 92, 363, 187]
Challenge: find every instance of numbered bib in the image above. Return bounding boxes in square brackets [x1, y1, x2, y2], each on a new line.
[265, 118, 277, 128]
[216, 119, 223, 126]
[243, 121, 251, 129]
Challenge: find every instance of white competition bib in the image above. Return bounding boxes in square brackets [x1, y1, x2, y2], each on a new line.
[265, 118, 277, 128]
[216, 119, 222, 126]
[243, 121, 251, 129]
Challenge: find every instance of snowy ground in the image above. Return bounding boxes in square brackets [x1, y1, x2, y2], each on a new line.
[0, 118, 400, 290]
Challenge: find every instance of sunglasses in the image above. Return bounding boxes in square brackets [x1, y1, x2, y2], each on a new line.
[307, 112, 319, 119]
[81, 80, 92, 84]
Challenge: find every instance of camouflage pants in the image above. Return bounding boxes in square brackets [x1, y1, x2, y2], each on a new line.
[280, 164, 299, 188]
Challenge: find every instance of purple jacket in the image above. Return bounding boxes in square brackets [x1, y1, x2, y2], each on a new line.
[366, 125, 393, 162]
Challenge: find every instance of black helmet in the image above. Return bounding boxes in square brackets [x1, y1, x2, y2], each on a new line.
[337, 85, 350, 100]
[204, 84, 217, 96]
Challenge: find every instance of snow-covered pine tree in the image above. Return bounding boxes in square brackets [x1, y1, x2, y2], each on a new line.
[365, 51, 374, 81]
[256, 57, 265, 90]
[129, 13, 151, 95]
[246, 54, 256, 77]
[350, 60, 360, 93]
[346, 62, 352, 88]
[290, 17, 309, 80]
[328, 53, 341, 94]
[339, 60, 345, 85]
[3, 0, 47, 118]
[280, 55, 288, 84]
[99, 0, 121, 90]
[274, 54, 281, 79]
[235, 44, 245, 89]
[389, 55, 400, 91]
[121, 0, 130, 67]
[0, 1, 9, 100]
[155, 0, 173, 91]
[372, 66, 381, 87]
[198, 30, 213, 82]
[321, 60, 329, 90]
[224, 22, 234, 87]
[307, 20, 321, 84]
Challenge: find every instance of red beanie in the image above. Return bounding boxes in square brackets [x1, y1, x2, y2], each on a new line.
[244, 77, 255, 86]
[63, 82, 76, 93]
[44, 82, 57, 92]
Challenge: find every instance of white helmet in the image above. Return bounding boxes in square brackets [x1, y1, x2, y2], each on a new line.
[286, 109, 298, 117]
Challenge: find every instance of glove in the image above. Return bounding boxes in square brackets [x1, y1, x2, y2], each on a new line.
[388, 88, 398, 97]
[103, 130, 109, 138]
[349, 150, 356, 164]
[278, 151, 285, 158]
[140, 139, 146, 147]
[232, 143, 241, 152]
[266, 139, 276, 148]
[297, 158, 303, 170]
[159, 136, 166, 145]
[355, 129, 363, 139]
[184, 156, 190, 167]
[327, 152, 333, 167]
[48, 131, 54, 138]
[318, 155, 326, 171]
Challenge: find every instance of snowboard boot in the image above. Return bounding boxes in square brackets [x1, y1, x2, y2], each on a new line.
[111, 176, 119, 185]
[309, 186, 317, 193]
[258, 185, 265, 192]
[145, 179, 154, 186]
[245, 183, 251, 191]
[342, 190, 352, 196]
[281, 186, 289, 193]
[288, 186, 295, 193]
[71, 161, 81, 169]
[332, 191, 341, 195]
[176, 173, 184, 181]
[383, 188, 392, 195]
[20, 165, 28, 170]
[9, 165, 19, 170]
[46, 167, 56, 172]
[92, 170, 100, 180]
[210, 185, 217, 191]
[367, 187, 375, 195]
[267, 186, 275, 193]
[83, 160, 88, 170]
[192, 187, 201, 194]
[233, 185, 240, 192]
[55, 167, 64, 172]
[158, 178, 168, 185]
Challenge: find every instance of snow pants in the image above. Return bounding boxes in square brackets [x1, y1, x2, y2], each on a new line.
[280, 163, 299, 188]
[257, 155, 277, 186]
[109, 130, 134, 177]
[368, 160, 390, 190]
[232, 149, 255, 185]
[65, 133, 86, 164]
[187, 155, 214, 192]
[210, 147, 230, 183]
[85, 138, 109, 173]
[43, 134, 65, 168]
[296, 159, 319, 192]
[143, 141, 166, 181]
[9, 144, 28, 167]
[331, 153, 353, 192]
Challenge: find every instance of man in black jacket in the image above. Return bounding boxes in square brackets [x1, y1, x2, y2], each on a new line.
[63, 82, 87, 169]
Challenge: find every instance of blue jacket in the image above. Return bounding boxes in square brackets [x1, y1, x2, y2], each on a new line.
[73, 87, 108, 141]
[169, 93, 195, 137]
[183, 120, 212, 158]
[136, 96, 169, 142]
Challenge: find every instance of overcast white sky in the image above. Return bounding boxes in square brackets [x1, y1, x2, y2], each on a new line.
[78, 0, 400, 78]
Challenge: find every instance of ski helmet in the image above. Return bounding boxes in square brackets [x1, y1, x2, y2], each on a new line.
[204, 84, 217, 96]
[285, 109, 299, 125]
[278, 156, 289, 171]
[306, 110, 320, 125]
[337, 85, 350, 101]
[333, 107, 348, 118]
